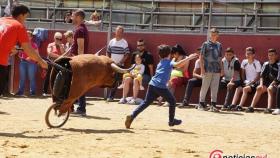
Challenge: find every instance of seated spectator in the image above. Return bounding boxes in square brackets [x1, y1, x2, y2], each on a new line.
[179, 48, 202, 108]
[118, 39, 154, 104]
[15, 31, 39, 97]
[220, 47, 242, 111]
[42, 32, 65, 96]
[161, 44, 190, 106]
[64, 30, 74, 52]
[118, 54, 145, 104]
[85, 10, 101, 26]
[64, 11, 72, 23]
[246, 48, 278, 113]
[230, 47, 262, 111]
[272, 62, 280, 115]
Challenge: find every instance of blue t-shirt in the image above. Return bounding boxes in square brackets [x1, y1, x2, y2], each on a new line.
[149, 59, 174, 89]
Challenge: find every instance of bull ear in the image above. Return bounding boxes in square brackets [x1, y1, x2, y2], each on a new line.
[111, 63, 136, 74]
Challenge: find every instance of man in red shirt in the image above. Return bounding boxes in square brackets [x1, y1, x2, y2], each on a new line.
[0, 4, 47, 96]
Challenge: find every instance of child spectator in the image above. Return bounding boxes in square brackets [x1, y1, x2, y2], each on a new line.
[179, 48, 202, 108]
[15, 31, 39, 97]
[198, 28, 223, 112]
[220, 47, 242, 111]
[230, 47, 262, 111]
[85, 10, 101, 26]
[246, 48, 278, 113]
[118, 54, 145, 104]
[124, 44, 198, 129]
[64, 30, 74, 52]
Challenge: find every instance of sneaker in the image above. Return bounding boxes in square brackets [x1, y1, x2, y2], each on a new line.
[118, 98, 127, 104]
[197, 102, 208, 111]
[221, 105, 229, 111]
[118, 84, 124, 89]
[168, 118, 182, 127]
[127, 99, 136, 105]
[209, 106, 220, 112]
[234, 105, 243, 112]
[157, 97, 163, 106]
[71, 110, 86, 116]
[140, 85, 145, 90]
[106, 97, 114, 102]
[163, 102, 170, 107]
[272, 109, 280, 115]
[245, 107, 254, 113]
[14, 92, 24, 97]
[125, 115, 133, 129]
[42, 93, 51, 97]
[178, 102, 190, 109]
[30, 92, 36, 97]
[264, 108, 273, 114]
[228, 104, 236, 111]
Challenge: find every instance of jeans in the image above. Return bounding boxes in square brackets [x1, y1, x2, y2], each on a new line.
[132, 85, 176, 122]
[77, 95, 86, 113]
[43, 64, 52, 94]
[199, 73, 220, 103]
[276, 85, 280, 109]
[0, 65, 8, 95]
[18, 60, 37, 94]
[182, 78, 202, 104]
[219, 79, 242, 106]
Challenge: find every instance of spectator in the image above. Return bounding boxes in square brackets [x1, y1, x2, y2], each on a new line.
[124, 45, 198, 129]
[198, 28, 223, 112]
[118, 54, 145, 104]
[64, 30, 74, 52]
[230, 47, 262, 111]
[42, 32, 65, 96]
[15, 31, 39, 97]
[220, 47, 242, 111]
[106, 26, 130, 102]
[162, 44, 190, 106]
[69, 9, 89, 116]
[246, 48, 278, 113]
[0, 4, 48, 98]
[3, 0, 19, 17]
[64, 11, 72, 23]
[272, 62, 280, 115]
[85, 10, 101, 26]
[179, 48, 202, 108]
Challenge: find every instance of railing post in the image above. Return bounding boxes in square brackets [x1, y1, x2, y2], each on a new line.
[200, 2, 205, 33]
[253, 2, 258, 33]
[149, 0, 154, 31]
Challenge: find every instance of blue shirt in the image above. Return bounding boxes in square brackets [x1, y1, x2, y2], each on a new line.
[149, 59, 174, 89]
[201, 40, 222, 73]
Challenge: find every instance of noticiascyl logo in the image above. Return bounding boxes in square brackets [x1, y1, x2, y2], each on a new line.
[209, 149, 223, 158]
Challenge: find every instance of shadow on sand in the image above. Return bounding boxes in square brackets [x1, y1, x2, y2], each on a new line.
[61, 128, 134, 134]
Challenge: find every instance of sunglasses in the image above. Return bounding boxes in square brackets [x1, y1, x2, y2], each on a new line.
[137, 44, 144, 47]
[55, 38, 62, 41]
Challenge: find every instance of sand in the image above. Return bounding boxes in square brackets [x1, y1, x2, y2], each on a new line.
[0, 96, 279, 158]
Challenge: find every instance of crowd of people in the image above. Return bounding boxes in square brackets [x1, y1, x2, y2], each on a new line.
[1, 4, 280, 129]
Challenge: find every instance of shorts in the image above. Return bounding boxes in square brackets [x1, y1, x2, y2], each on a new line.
[241, 82, 259, 93]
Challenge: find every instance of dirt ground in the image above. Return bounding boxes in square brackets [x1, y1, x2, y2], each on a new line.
[0, 96, 279, 158]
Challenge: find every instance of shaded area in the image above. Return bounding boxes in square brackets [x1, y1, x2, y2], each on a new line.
[139, 128, 196, 134]
[0, 131, 61, 139]
[61, 128, 134, 134]
[0, 111, 10, 115]
[70, 114, 111, 120]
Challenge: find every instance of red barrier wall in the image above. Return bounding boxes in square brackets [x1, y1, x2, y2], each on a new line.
[12, 31, 280, 108]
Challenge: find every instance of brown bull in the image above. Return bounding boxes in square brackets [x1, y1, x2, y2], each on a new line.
[50, 54, 132, 113]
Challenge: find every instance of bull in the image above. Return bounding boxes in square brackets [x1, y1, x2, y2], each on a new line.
[49, 54, 133, 114]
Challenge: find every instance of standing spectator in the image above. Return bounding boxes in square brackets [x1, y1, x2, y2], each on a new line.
[124, 45, 198, 129]
[69, 9, 89, 116]
[119, 39, 154, 104]
[246, 49, 278, 113]
[15, 31, 39, 97]
[179, 48, 202, 108]
[0, 4, 48, 98]
[42, 32, 65, 96]
[118, 54, 145, 104]
[64, 11, 72, 23]
[64, 30, 74, 52]
[3, 0, 19, 17]
[198, 28, 223, 112]
[85, 10, 101, 26]
[106, 26, 130, 102]
[220, 47, 242, 111]
[230, 47, 262, 111]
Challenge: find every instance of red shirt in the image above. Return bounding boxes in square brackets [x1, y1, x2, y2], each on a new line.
[69, 23, 89, 56]
[0, 17, 29, 66]
[19, 42, 38, 63]
[47, 42, 63, 60]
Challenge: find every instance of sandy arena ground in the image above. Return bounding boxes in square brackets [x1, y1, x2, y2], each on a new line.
[0, 96, 279, 158]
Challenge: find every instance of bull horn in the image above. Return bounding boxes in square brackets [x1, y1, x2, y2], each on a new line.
[111, 63, 136, 74]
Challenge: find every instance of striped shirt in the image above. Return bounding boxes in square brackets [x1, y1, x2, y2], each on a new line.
[107, 38, 130, 64]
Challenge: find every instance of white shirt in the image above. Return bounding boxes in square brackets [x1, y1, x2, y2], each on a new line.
[241, 59, 262, 84]
[131, 63, 145, 75]
[194, 59, 200, 69]
[107, 38, 130, 64]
